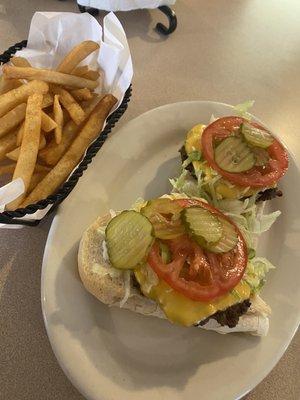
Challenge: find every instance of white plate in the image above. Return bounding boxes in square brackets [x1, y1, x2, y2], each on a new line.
[42, 101, 300, 400]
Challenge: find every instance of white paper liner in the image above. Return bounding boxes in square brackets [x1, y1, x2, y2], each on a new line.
[78, 0, 176, 12]
[0, 11, 132, 227]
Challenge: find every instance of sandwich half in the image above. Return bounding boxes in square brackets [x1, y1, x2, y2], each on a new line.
[78, 195, 275, 336]
[170, 114, 288, 212]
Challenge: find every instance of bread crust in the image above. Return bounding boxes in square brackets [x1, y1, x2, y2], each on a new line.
[78, 213, 126, 305]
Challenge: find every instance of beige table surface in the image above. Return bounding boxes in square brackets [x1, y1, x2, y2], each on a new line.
[1, 0, 299, 399]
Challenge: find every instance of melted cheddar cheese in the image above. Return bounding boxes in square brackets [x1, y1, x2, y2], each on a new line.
[134, 265, 251, 327]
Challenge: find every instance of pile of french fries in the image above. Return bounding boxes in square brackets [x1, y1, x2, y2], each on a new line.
[0, 40, 117, 211]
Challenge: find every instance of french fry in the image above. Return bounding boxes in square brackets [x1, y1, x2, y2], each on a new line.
[53, 95, 63, 144]
[62, 108, 70, 123]
[28, 171, 47, 193]
[5, 147, 19, 161]
[16, 109, 53, 145]
[83, 70, 100, 81]
[6, 129, 46, 161]
[11, 56, 31, 67]
[16, 122, 25, 147]
[3, 65, 98, 90]
[0, 103, 26, 138]
[71, 66, 100, 81]
[21, 94, 117, 206]
[0, 76, 22, 95]
[51, 86, 85, 125]
[38, 119, 79, 166]
[42, 93, 54, 109]
[41, 109, 70, 132]
[81, 96, 104, 109]
[6, 93, 43, 210]
[70, 88, 93, 101]
[39, 95, 101, 166]
[35, 164, 51, 173]
[57, 41, 100, 73]
[0, 129, 18, 160]
[41, 111, 57, 132]
[39, 133, 47, 150]
[0, 80, 48, 117]
[0, 163, 16, 176]
[71, 65, 89, 77]
[0, 162, 50, 175]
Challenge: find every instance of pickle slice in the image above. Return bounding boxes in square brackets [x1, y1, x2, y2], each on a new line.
[214, 136, 255, 172]
[141, 198, 185, 239]
[252, 147, 270, 166]
[241, 122, 274, 149]
[206, 217, 238, 253]
[181, 206, 222, 244]
[105, 210, 154, 269]
[142, 198, 183, 215]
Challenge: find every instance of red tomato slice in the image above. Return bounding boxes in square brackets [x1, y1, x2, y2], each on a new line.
[201, 116, 288, 188]
[147, 199, 248, 302]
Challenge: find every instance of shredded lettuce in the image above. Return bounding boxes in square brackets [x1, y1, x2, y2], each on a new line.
[161, 192, 189, 200]
[231, 288, 243, 301]
[225, 212, 255, 248]
[217, 199, 247, 214]
[248, 210, 281, 235]
[97, 225, 106, 235]
[234, 100, 255, 120]
[225, 207, 280, 249]
[102, 239, 109, 262]
[209, 114, 217, 123]
[131, 197, 147, 212]
[170, 170, 205, 199]
[244, 257, 275, 293]
[119, 270, 131, 307]
[182, 150, 202, 169]
[248, 248, 256, 259]
[170, 164, 222, 204]
[140, 263, 159, 295]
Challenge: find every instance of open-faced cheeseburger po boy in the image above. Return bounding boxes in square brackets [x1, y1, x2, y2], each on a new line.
[78, 195, 274, 336]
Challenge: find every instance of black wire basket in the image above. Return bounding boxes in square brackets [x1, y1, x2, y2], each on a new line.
[0, 40, 132, 226]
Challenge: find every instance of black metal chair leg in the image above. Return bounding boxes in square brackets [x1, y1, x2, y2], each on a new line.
[156, 6, 177, 35]
[78, 4, 99, 16]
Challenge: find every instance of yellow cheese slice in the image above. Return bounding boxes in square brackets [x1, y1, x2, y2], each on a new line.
[185, 124, 205, 172]
[135, 265, 251, 327]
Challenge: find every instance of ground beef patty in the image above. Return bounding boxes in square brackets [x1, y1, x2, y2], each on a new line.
[179, 146, 283, 203]
[256, 187, 282, 202]
[179, 146, 196, 178]
[197, 299, 251, 328]
[132, 274, 251, 329]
